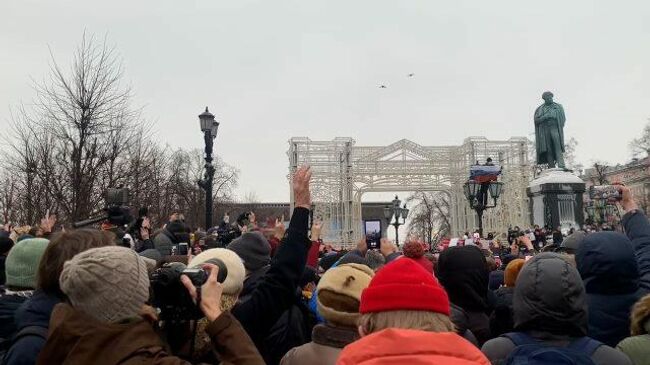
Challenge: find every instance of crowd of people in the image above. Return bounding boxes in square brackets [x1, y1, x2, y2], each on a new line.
[0, 167, 649, 364]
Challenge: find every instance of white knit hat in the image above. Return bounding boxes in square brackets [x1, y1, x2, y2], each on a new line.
[189, 248, 245, 295]
[59, 246, 149, 323]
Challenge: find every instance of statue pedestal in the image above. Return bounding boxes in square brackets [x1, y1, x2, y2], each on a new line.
[527, 168, 586, 231]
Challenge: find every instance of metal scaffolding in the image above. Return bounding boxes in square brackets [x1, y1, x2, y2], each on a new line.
[288, 137, 534, 247]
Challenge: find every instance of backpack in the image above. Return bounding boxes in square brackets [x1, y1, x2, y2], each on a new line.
[502, 332, 602, 365]
[0, 325, 48, 363]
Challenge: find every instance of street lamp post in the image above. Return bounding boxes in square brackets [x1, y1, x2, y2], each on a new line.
[383, 195, 409, 246]
[197, 107, 220, 230]
[462, 179, 504, 238]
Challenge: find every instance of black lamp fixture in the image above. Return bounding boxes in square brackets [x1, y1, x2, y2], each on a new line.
[197, 107, 220, 230]
[462, 179, 504, 238]
[384, 195, 409, 246]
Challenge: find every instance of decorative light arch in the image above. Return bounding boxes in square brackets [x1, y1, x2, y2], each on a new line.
[288, 137, 533, 247]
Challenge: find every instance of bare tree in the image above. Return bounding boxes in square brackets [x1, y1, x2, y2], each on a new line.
[1, 33, 240, 229]
[406, 191, 450, 244]
[590, 161, 610, 185]
[630, 119, 650, 158]
[564, 137, 583, 174]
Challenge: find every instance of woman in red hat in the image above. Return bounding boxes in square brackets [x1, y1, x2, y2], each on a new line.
[336, 257, 490, 365]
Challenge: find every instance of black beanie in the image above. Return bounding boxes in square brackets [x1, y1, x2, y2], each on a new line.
[227, 232, 271, 272]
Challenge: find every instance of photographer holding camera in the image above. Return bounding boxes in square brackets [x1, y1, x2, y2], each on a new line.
[35, 245, 263, 365]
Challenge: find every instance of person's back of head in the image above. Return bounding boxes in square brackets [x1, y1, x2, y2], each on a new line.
[38, 229, 115, 299]
[358, 258, 453, 335]
[317, 263, 373, 328]
[227, 232, 271, 273]
[338, 258, 491, 365]
[363, 250, 385, 272]
[513, 252, 587, 337]
[0, 236, 14, 256]
[437, 245, 489, 312]
[59, 246, 149, 323]
[576, 232, 639, 295]
[5, 238, 49, 291]
[189, 248, 246, 311]
[504, 259, 525, 288]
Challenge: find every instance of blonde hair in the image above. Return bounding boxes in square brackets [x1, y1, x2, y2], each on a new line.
[359, 310, 455, 334]
[631, 294, 650, 336]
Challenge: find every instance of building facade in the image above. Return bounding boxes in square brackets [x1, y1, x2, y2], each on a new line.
[582, 157, 650, 216]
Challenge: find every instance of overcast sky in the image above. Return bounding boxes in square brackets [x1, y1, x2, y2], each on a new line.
[1, 0, 649, 202]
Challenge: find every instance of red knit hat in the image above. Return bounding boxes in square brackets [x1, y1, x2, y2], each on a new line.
[360, 258, 450, 315]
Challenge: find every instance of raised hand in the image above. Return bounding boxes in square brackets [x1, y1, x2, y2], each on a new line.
[311, 220, 323, 240]
[293, 166, 312, 209]
[40, 212, 57, 234]
[273, 216, 286, 240]
[380, 238, 397, 258]
[356, 237, 368, 255]
[616, 184, 638, 213]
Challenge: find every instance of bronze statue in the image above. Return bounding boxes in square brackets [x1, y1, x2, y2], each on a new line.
[534, 91, 566, 169]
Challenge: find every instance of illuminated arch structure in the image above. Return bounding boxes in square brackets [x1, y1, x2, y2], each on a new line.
[288, 137, 534, 248]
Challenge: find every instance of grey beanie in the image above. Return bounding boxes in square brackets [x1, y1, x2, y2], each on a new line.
[59, 246, 149, 323]
[227, 232, 271, 272]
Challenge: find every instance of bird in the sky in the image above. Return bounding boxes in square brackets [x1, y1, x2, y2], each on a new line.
[407, 73, 415, 77]
[379, 85, 387, 89]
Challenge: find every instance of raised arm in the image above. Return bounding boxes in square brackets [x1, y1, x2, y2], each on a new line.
[619, 185, 650, 293]
[231, 167, 313, 346]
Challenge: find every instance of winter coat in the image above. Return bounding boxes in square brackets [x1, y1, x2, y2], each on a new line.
[337, 328, 490, 365]
[35, 303, 264, 365]
[450, 303, 479, 346]
[262, 290, 316, 365]
[489, 286, 515, 337]
[307, 240, 321, 269]
[622, 210, 650, 295]
[617, 321, 650, 365]
[280, 324, 358, 365]
[3, 290, 60, 365]
[576, 231, 641, 347]
[0, 292, 32, 340]
[231, 207, 312, 359]
[481, 253, 632, 365]
[438, 245, 492, 345]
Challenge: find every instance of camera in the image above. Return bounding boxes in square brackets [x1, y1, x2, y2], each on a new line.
[589, 185, 622, 201]
[150, 259, 228, 321]
[72, 187, 133, 229]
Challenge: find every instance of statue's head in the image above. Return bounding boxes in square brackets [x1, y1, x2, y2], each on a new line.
[542, 91, 554, 104]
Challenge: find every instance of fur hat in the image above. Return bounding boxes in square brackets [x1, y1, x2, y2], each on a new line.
[504, 259, 525, 287]
[631, 294, 650, 336]
[59, 246, 149, 323]
[189, 248, 246, 311]
[5, 238, 49, 289]
[317, 263, 374, 327]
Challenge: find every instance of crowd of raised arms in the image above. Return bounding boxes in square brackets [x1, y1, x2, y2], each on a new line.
[0, 166, 649, 365]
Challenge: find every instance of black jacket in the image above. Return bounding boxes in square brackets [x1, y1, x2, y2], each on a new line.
[3, 290, 60, 365]
[437, 246, 491, 345]
[489, 286, 515, 337]
[622, 210, 650, 295]
[576, 231, 640, 347]
[0, 292, 31, 340]
[232, 207, 312, 357]
[481, 253, 631, 365]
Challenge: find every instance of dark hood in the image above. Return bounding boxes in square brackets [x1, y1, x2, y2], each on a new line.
[15, 290, 61, 330]
[513, 253, 587, 337]
[576, 232, 639, 295]
[437, 246, 489, 312]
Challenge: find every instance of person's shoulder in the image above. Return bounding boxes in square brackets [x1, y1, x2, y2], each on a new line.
[592, 343, 633, 365]
[481, 336, 515, 362]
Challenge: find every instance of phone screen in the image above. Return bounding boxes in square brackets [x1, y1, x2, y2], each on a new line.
[364, 220, 381, 250]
